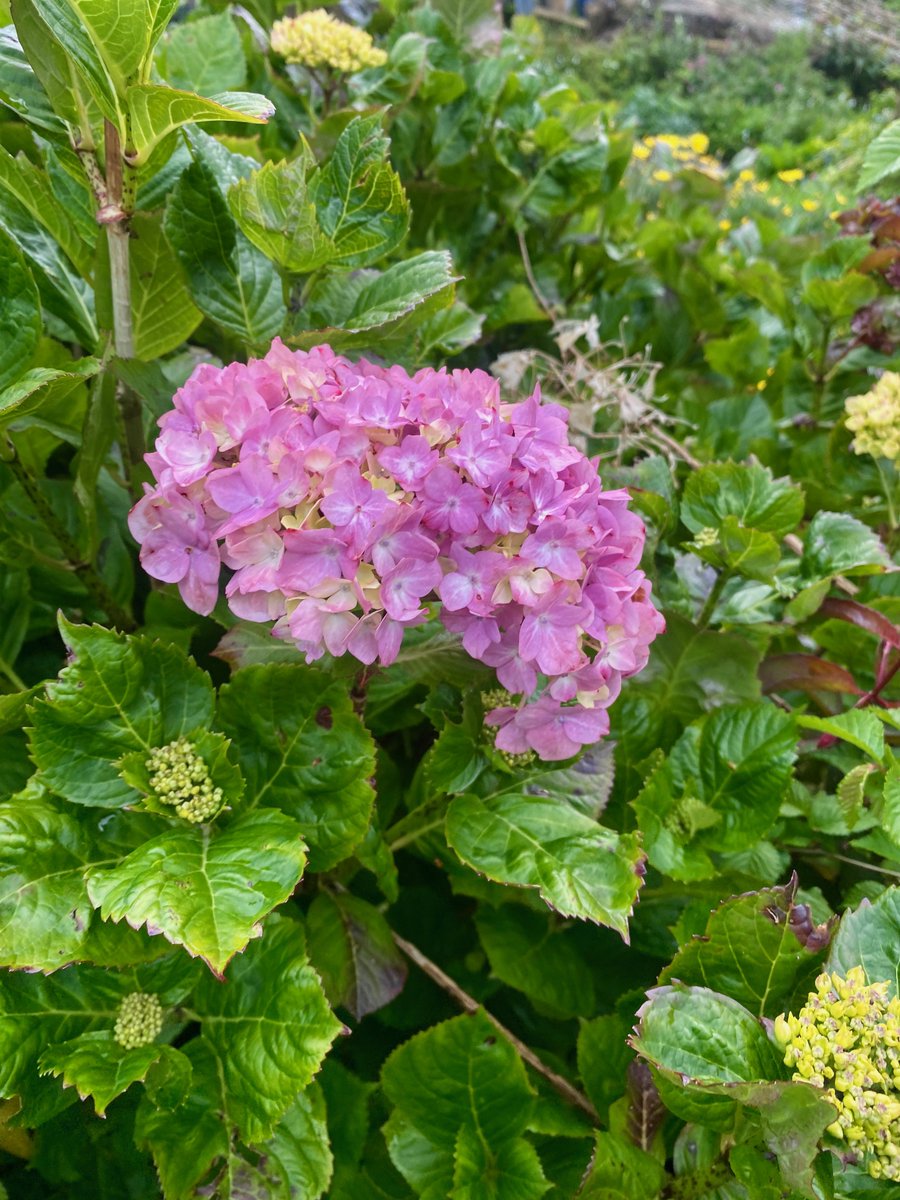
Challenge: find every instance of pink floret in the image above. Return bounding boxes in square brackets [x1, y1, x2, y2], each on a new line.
[130, 339, 664, 759]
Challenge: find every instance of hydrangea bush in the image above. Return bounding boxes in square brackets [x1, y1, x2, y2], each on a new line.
[130, 341, 663, 759]
[0, 2, 897, 1199]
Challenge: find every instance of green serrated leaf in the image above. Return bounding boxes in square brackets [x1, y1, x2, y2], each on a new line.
[658, 879, 830, 1017]
[0, 358, 101, 429]
[577, 1015, 632, 1122]
[156, 11, 246, 95]
[306, 891, 406, 1020]
[446, 789, 644, 938]
[126, 84, 273, 165]
[228, 153, 334, 273]
[164, 156, 286, 346]
[633, 702, 797, 881]
[0, 23, 67, 133]
[578, 1130, 666, 1200]
[838, 763, 876, 829]
[194, 915, 342, 1143]
[801, 512, 889, 581]
[827, 886, 900, 997]
[39, 1029, 163, 1115]
[382, 1010, 537, 1150]
[217, 664, 375, 871]
[799, 710, 885, 763]
[475, 904, 596, 1020]
[0, 964, 133, 1124]
[452, 1123, 549, 1200]
[682, 463, 804, 538]
[308, 114, 409, 268]
[29, 620, 215, 809]
[85, 809, 308, 974]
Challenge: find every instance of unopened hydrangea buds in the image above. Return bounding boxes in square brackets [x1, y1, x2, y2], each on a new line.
[270, 10, 386, 74]
[114, 993, 164, 1050]
[845, 371, 900, 462]
[775, 967, 900, 1182]
[130, 341, 663, 760]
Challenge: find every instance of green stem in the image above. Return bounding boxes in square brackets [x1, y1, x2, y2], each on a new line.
[5, 452, 135, 631]
[697, 569, 730, 629]
[876, 458, 898, 531]
[385, 796, 445, 851]
[0, 654, 26, 692]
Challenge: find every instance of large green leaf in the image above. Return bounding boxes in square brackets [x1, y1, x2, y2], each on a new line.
[228, 151, 335, 273]
[0, 227, 40, 389]
[382, 1010, 547, 1200]
[659, 878, 830, 1017]
[630, 983, 782, 1128]
[858, 117, 900, 190]
[306, 891, 407, 1020]
[262, 1084, 333, 1200]
[633, 702, 796, 881]
[681, 463, 804, 538]
[126, 84, 274, 165]
[800, 512, 889, 581]
[0, 23, 67, 132]
[164, 156, 285, 346]
[135, 1039, 229, 1197]
[194, 915, 342, 1143]
[95, 213, 201, 360]
[155, 11, 246, 95]
[827, 887, 900, 997]
[308, 114, 409, 268]
[85, 809, 308, 974]
[291, 252, 459, 352]
[445, 789, 645, 938]
[0, 795, 137, 971]
[578, 1131, 666, 1200]
[217, 664, 376, 871]
[475, 904, 596, 1020]
[23, 0, 122, 123]
[0, 359, 101, 430]
[0, 144, 92, 276]
[29, 620, 215, 809]
[39, 1030, 164, 1116]
[0, 963, 149, 1123]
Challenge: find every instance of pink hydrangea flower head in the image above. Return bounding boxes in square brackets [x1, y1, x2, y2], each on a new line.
[130, 338, 664, 759]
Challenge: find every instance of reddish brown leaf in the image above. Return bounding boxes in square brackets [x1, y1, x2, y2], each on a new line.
[760, 654, 862, 696]
[819, 598, 900, 650]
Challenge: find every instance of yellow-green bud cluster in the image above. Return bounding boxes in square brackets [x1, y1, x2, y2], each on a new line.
[481, 687, 515, 712]
[114, 992, 163, 1050]
[774, 967, 900, 1181]
[270, 10, 387, 73]
[693, 527, 719, 548]
[146, 737, 222, 823]
[845, 373, 900, 462]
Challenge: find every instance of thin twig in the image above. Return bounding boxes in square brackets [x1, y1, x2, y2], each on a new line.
[517, 228, 558, 321]
[391, 931, 599, 1124]
[784, 846, 900, 880]
[782, 532, 858, 596]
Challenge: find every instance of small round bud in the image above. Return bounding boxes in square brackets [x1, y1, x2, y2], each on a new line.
[145, 738, 223, 823]
[114, 992, 163, 1050]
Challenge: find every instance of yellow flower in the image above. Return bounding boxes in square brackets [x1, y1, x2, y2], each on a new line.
[845, 373, 900, 461]
[782, 206, 793, 216]
[271, 10, 387, 73]
[776, 968, 900, 1183]
[718, 219, 732, 231]
[652, 169, 672, 183]
[756, 379, 767, 391]
[632, 143, 651, 160]
[755, 180, 770, 193]
[689, 133, 709, 155]
[738, 169, 755, 183]
[777, 168, 804, 183]
[836, 192, 848, 204]
[801, 199, 819, 212]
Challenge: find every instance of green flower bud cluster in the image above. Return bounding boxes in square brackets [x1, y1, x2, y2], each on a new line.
[114, 992, 164, 1050]
[481, 687, 515, 712]
[774, 967, 900, 1181]
[693, 526, 719, 548]
[146, 737, 222, 823]
[479, 688, 534, 767]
